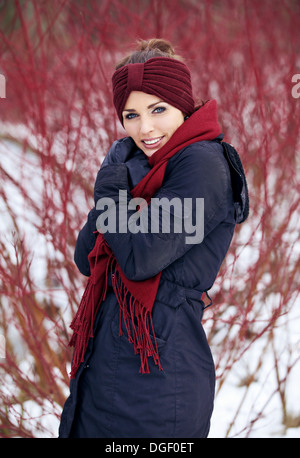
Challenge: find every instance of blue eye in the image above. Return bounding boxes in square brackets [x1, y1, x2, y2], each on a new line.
[153, 106, 166, 114]
[125, 113, 138, 120]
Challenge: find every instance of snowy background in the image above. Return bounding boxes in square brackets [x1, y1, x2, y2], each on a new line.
[0, 0, 299, 438]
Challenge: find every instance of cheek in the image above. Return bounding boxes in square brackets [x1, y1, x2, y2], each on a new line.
[123, 122, 137, 139]
[163, 117, 184, 137]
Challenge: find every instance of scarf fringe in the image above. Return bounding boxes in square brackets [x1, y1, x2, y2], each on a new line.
[112, 265, 162, 374]
[69, 279, 94, 378]
[68, 246, 112, 379]
[68, 249, 162, 378]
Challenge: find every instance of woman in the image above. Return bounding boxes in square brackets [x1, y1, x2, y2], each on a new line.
[59, 39, 248, 438]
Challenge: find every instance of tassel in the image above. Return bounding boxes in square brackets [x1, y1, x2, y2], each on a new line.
[69, 235, 162, 379]
[69, 278, 95, 378]
[112, 266, 162, 374]
[68, 242, 113, 378]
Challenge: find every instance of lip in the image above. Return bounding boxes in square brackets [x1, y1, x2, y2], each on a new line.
[141, 136, 164, 149]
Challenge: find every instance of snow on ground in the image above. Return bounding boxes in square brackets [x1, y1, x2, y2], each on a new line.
[208, 302, 300, 438]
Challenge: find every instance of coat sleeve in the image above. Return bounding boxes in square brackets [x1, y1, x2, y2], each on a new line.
[94, 142, 234, 281]
[73, 138, 136, 276]
[74, 207, 98, 276]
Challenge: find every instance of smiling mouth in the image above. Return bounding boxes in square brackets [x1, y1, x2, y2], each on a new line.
[142, 136, 164, 147]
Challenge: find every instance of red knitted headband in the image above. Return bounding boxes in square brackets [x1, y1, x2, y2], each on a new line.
[112, 57, 195, 125]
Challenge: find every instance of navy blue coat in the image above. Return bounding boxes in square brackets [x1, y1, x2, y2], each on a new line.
[59, 135, 237, 438]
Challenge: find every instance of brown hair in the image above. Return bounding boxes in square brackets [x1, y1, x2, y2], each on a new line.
[115, 38, 183, 69]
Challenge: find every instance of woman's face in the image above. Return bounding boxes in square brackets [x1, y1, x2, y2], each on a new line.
[122, 91, 185, 157]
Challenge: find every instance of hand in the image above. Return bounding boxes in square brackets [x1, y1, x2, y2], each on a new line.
[94, 163, 129, 205]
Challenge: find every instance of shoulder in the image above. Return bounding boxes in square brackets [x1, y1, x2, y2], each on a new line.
[102, 137, 136, 165]
[177, 138, 225, 164]
[166, 138, 231, 185]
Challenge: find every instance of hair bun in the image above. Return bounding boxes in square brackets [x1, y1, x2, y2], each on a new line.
[137, 39, 176, 58]
[115, 38, 183, 69]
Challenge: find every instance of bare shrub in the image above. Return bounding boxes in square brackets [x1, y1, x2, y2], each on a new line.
[0, 0, 299, 437]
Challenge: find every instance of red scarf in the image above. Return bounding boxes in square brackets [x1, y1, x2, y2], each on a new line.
[69, 100, 221, 378]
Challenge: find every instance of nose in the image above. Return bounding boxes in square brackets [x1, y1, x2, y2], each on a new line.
[139, 114, 154, 136]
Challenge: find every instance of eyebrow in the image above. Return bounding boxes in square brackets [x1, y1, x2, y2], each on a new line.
[123, 100, 165, 112]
